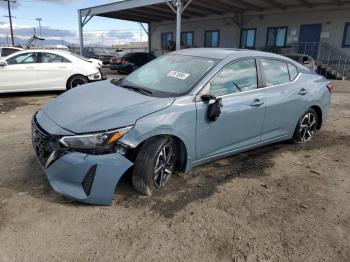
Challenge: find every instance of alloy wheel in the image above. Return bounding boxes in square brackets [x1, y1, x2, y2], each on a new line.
[70, 78, 87, 89]
[154, 144, 175, 188]
[299, 112, 317, 142]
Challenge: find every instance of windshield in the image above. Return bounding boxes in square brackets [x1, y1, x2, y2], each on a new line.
[123, 54, 218, 97]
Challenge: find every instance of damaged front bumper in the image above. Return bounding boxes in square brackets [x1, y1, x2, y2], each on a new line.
[44, 152, 133, 205]
[32, 112, 133, 205]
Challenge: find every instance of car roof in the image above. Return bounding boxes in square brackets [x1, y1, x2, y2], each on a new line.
[170, 48, 290, 61]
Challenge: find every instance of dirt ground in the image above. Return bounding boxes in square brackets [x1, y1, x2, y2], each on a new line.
[0, 80, 349, 262]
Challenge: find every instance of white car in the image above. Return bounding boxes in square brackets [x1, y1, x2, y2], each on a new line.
[65, 52, 103, 70]
[0, 46, 23, 58]
[0, 49, 106, 93]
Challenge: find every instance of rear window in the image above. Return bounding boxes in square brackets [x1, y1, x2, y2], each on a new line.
[2, 48, 19, 57]
[261, 59, 290, 86]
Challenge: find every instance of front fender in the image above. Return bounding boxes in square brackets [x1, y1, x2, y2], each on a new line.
[120, 98, 197, 172]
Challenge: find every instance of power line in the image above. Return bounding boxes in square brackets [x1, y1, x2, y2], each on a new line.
[3, 0, 16, 46]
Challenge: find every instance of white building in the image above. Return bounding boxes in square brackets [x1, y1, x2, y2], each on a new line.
[78, 0, 350, 79]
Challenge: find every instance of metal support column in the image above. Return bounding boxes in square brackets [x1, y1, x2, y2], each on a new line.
[148, 23, 152, 53]
[78, 10, 84, 55]
[175, 0, 182, 50]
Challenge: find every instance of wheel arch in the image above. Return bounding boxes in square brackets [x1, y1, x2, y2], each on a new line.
[66, 74, 88, 89]
[310, 105, 323, 129]
[130, 134, 188, 173]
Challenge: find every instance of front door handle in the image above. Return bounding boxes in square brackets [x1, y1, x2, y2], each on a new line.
[26, 66, 35, 69]
[250, 99, 264, 107]
[58, 66, 67, 69]
[298, 88, 308, 96]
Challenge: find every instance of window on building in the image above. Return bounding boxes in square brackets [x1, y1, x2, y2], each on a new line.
[210, 59, 257, 97]
[204, 30, 220, 48]
[240, 29, 256, 49]
[287, 63, 299, 81]
[181, 31, 194, 47]
[261, 59, 290, 86]
[342, 22, 350, 47]
[161, 32, 173, 49]
[266, 27, 287, 47]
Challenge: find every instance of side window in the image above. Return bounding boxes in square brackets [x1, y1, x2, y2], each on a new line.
[288, 63, 299, 81]
[6, 53, 38, 65]
[41, 53, 70, 63]
[210, 59, 258, 97]
[261, 59, 290, 86]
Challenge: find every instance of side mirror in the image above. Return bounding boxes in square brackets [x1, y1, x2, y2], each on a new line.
[0, 60, 7, 67]
[201, 94, 223, 121]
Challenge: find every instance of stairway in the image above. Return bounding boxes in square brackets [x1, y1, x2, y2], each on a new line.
[262, 42, 350, 80]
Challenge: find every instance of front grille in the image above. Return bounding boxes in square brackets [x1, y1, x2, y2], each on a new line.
[31, 116, 56, 167]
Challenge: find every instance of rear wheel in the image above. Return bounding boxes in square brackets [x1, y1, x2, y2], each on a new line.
[132, 137, 176, 196]
[66, 75, 88, 90]
[292, 108, 319, 144]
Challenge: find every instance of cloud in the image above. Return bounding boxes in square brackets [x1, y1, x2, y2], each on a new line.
[0, 23, 145, 45]
[107, 30, 137, 42]
[34, 0, 83, 4]
[0, 23, 76, 40]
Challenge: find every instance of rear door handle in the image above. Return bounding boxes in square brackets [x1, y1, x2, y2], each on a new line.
[250, 99, 264, 107]
[58, 66, 67, 69]
[26, 66, 35, 69]
[298, 88, 308, 95]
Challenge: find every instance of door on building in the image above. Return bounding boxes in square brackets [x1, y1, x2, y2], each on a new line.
[299, 24, 322, 59]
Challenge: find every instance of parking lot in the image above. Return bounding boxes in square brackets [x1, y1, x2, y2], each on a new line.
[0, 79, 349, 261]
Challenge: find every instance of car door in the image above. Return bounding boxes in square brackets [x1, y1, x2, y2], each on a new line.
[0, 52, 39, 92]
[259, 58, 307, 142]
[195, 58, 265, 160]
[37, 52, 73, 90]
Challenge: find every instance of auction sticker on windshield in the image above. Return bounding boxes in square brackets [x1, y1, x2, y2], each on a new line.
[167, 71, 190, 80]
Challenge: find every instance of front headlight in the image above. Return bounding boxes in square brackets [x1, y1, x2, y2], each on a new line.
[59, 126, 133, 150]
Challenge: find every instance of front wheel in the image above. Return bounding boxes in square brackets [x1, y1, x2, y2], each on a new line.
[66, 75, 88, 90]
[292, 108, 319, 144]
[132, 137, 176, 196]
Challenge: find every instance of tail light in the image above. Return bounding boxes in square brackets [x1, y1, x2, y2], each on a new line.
[327, 83, 333, 93]
[121, 58, 128, 64]
[111, 57, 121, 63]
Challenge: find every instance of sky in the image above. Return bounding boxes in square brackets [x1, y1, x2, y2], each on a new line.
[0, 0, 148, 46]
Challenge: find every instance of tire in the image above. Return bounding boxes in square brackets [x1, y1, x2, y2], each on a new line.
[66, 75, 88, 90]
[291, 108, 319, 144]
[132, 137, 177, 196]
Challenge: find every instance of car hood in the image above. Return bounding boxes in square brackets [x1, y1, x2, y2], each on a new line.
[42, 80, 174, 134]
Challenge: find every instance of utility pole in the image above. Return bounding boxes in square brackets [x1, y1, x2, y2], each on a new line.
[36, 18, 42, 36]
[36, 17, 42, 47]
[4, 0, 15, 46]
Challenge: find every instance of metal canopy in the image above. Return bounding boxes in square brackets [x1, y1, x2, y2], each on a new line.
[80, 0, 350, 23]
[78, 0, 350, 54]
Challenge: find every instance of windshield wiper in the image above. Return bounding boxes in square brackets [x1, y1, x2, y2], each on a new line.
[121, 84, 153, 96]
[111, 78, 152, 96]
